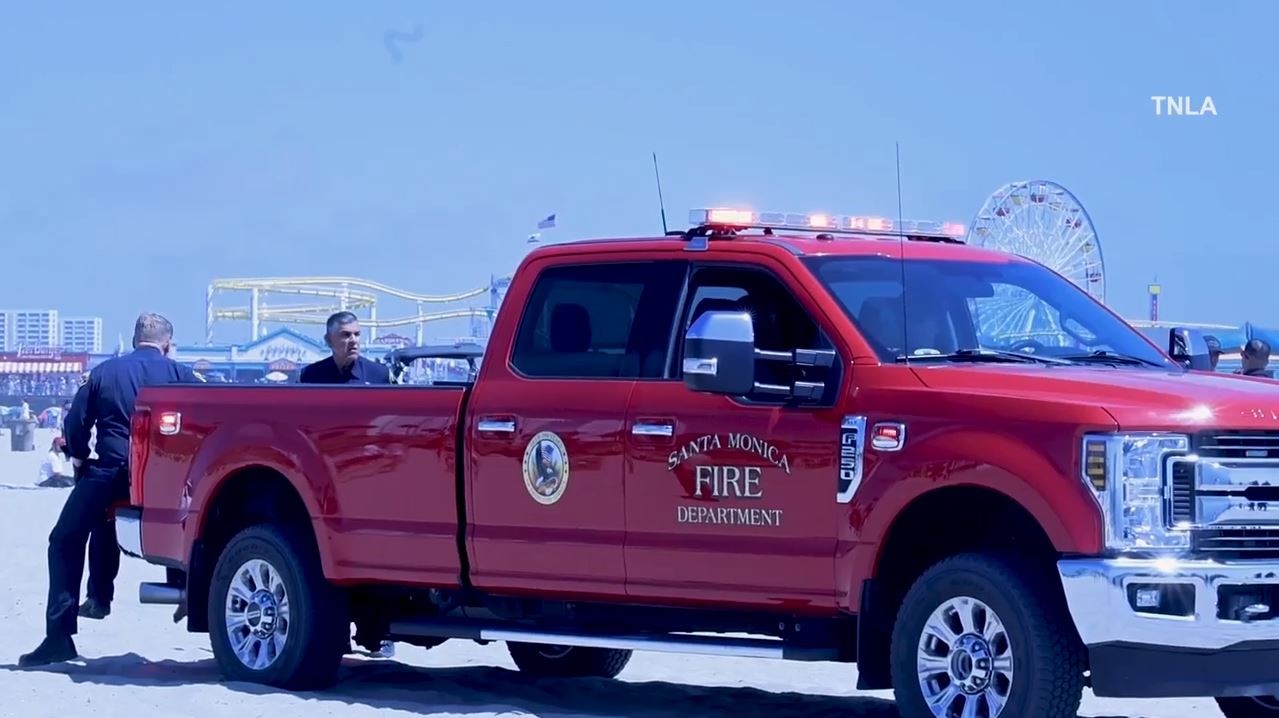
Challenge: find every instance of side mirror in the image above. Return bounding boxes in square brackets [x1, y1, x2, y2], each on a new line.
[682, 310, 756, 395]
[1168, 327, 1214, 371]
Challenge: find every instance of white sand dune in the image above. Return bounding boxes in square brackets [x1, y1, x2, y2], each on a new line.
[0, 458, 1228, 717]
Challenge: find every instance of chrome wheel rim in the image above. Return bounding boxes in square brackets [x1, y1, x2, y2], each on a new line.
[225, 558, 291, 670]
[917, 596, 1014, 718]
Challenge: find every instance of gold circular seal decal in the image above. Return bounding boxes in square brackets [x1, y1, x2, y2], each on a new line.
[523, 431, 569, 505]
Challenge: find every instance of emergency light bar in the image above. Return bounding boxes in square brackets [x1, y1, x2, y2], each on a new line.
[688, 208, 967, 239]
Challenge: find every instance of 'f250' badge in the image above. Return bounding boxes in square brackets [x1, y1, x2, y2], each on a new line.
[523, 431, 570, 505]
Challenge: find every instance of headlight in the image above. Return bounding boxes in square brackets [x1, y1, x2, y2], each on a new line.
[1081, 432, 1190, 552]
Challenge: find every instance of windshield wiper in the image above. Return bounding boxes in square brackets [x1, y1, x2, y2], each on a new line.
[1058, 350, 1163, 367]
[898, 348, 1070, 365]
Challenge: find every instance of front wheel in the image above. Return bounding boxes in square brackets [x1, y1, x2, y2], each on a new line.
[1217, 696, 1279, 717]
[507, 642, 632, 678]
[207, 524, 349, 690]
[889, 553, 1086, 718]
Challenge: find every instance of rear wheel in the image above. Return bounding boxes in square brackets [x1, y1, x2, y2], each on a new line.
[207, 524, 348, 690]
[889, 553, 1085, 718]
[507, 642, 632, 678]
[1217, 696, 1279, 718]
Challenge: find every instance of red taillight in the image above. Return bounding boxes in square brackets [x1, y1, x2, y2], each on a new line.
[158, 411, 181, 435]
[129, 410, 151, 506]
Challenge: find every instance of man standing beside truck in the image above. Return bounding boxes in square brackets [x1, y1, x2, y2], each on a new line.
[19, 312, 200, 668]
[299, 311, 391, 385]
[298, 310, 394, 658]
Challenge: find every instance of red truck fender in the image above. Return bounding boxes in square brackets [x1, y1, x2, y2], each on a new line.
[841, 425, 1106, 611]
[182, 420, 341, 578]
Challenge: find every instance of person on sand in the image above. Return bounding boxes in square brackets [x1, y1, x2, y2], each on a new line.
[36, 437, 73, 488]
[19, 312, 201, 668]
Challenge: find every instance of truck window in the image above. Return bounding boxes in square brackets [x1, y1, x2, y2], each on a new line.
[511, 261, 686, 379]
[673, 264, 838, 403]
[804, 254, 1176, 368]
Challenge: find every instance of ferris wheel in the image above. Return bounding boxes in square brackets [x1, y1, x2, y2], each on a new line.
[965, 180, 1106, 347]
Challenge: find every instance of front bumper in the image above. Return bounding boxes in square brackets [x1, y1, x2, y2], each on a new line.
[115, 506, 143, 559]
[1059, 556, 1279, 698]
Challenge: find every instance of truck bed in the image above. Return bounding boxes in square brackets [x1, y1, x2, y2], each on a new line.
[133, 383, 469, 588]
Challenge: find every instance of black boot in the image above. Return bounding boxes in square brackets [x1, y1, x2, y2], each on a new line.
[78, 598, 110, 620]
[18, 634, 78, 668]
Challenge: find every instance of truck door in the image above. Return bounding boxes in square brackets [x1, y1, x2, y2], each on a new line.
[466, 259, 687, 599]
[624, 260, 844, 610]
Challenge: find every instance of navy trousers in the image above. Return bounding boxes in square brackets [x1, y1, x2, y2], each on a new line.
[45, 462, 128, 637]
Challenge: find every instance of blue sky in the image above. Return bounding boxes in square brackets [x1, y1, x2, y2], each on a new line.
[1, 1, 1274, 346]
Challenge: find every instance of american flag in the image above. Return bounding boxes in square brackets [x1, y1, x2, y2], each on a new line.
[537, 213, 556, 230]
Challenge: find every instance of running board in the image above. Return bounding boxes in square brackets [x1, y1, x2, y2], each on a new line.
[139, 582, 185, 605]
[388, 618, 840, 661]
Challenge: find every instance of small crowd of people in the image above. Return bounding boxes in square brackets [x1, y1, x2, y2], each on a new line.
[3, 373, 80, 398]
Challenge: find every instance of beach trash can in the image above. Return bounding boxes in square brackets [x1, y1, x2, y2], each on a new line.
[8, 419, 36, 452]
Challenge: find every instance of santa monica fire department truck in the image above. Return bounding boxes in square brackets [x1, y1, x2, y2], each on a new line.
[114, 207, 1279, 718]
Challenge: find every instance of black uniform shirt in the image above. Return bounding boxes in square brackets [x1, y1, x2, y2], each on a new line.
[298, 355, 390, 384]
[64, 346, 200, 466]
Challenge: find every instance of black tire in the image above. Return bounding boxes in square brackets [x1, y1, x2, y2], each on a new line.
[1217, 696, 1279, 717]
[889, 553, 1086, 718]
[507, 642, 632, 679]
[207, 524, 349, 690]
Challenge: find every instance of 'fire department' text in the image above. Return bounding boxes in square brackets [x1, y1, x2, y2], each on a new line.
[677, 505, 784, 526]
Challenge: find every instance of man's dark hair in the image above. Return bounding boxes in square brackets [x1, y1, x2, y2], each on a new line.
[1244, 338, 1272, 357]
[325, 311, 359, 336]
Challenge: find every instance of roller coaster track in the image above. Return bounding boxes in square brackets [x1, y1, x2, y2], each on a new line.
[210, 277, 492, 304]
[206, 275, 510, 343]
[212, 307, 490, 326]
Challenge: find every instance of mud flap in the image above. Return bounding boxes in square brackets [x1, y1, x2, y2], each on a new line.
[855, 578, 893, 690]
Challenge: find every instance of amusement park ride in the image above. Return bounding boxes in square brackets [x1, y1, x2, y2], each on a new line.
[204, 274, 512, 346]
[203, 181, 1124, 350]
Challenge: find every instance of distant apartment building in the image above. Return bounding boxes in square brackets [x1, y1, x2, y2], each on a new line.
[61, 316, 103, 353]
[0, 310, 103, 352]
[4, 309, 59, 350]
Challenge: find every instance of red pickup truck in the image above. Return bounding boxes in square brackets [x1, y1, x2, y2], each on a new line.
[116, 207, 1279, 718]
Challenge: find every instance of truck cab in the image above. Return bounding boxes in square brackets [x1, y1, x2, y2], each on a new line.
[119, 207, 1279, 718]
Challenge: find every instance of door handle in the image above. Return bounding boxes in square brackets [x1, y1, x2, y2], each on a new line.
[477, 418, 516, 434]
[631, 421, 674, 437]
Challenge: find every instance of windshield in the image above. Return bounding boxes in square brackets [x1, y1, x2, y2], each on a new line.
[803, 254, 1179, 369]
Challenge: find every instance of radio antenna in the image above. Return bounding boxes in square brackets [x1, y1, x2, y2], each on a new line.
[652, 151, 669, 234]
[896, 141, 910, 362]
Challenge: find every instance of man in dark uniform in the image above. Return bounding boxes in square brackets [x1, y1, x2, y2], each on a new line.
[1237, 338, 1274, 378]
[298, 311, 393, 658]
[62, 378, 126, 622]
[299, 311, 391, 384]
[19, 312, 200, 668]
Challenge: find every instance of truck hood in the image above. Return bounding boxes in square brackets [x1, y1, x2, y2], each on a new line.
[911, 364, 1279, 431]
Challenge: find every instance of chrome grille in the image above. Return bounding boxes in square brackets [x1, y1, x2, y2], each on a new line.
[1177, 432, 1279, 556]
[1195, 528, 1279, 554]
[1195, 431, 1279, 460]
[1168, 459, 1194, 525]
